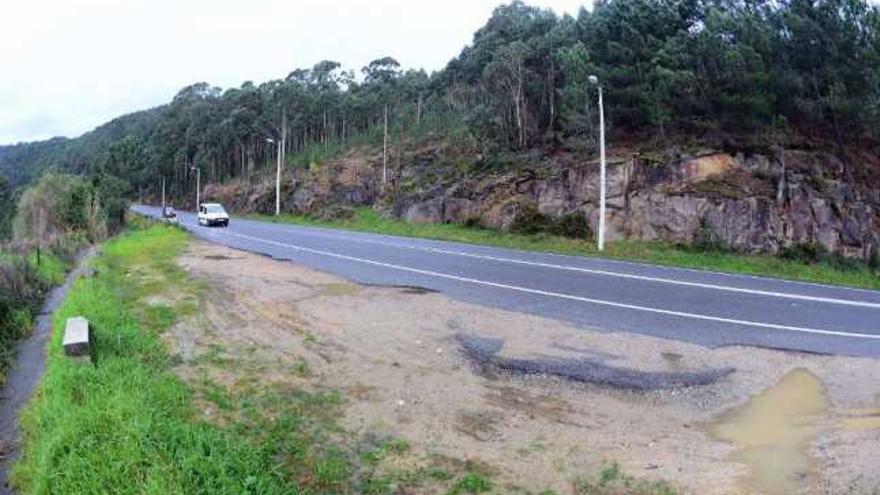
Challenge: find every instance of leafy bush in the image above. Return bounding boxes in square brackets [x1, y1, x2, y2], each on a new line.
[14, 173, 109, 246]
[463, 216, 484, 229]
[510, 204, 555, 235]
[554, 212, 592, 239]
[511, 204, 592, 240]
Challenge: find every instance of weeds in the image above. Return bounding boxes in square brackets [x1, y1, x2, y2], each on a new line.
[448, 472, 494, 494]
[574, 463, 678, 495]
[0, 249, 67, 384]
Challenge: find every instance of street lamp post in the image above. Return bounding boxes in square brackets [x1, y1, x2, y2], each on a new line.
[190, 165, 201, 210]
[589, 75, 606, 252]
[267, 138, 282, 215]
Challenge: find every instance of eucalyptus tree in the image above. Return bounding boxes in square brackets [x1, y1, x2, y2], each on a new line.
[363, 56, 402, 182]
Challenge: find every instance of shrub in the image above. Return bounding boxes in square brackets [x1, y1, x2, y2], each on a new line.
[511, 204, 592, 240]
[0, 258, 50, 383]
[553, 212, 592, 239]
[692, 217, 727, 252]
[779, 242, 827, 263]
[510, 204, 554, 235]
[314, 204, 356, 221]
[463, 216, 484, 229]
[779, 242, 865, 271]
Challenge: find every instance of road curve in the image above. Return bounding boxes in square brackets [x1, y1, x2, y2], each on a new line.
[133, 205, 880, 358]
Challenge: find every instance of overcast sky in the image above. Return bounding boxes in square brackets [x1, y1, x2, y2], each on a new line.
[0, 0, 586, 145]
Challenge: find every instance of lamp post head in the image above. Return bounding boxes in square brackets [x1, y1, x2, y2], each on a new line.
[588, 75, 599, 86]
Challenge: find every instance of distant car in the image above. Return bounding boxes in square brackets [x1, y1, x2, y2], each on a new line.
[198, 203, 229, 227]
[162, 206, 179, 224]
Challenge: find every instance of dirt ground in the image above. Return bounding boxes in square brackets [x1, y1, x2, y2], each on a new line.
[166, 240, 880, 494]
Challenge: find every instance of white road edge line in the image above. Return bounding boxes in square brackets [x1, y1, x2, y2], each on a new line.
[220, 229, 880, 341]
[239, 223, 880, 310]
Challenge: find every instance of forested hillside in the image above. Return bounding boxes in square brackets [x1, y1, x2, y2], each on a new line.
[2, 0, 880, 255]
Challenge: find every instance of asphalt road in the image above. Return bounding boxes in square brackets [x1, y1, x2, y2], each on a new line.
[133, 205, 880, 357]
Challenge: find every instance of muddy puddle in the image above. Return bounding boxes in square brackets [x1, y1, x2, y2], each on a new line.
[707, 368, 827, 495]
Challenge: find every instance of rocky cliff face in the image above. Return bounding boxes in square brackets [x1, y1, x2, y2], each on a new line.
[203, 144, 880, 259]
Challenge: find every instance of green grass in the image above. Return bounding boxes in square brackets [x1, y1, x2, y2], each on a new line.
[252, 208, 880, 290]
[12, 224, 295, 494]
[0, 249, 67, 286]
[26, 251, 67, 286]
[574, 462, 677, 495]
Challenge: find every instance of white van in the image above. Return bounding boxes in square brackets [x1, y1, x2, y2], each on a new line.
[197, 203, 230, 227]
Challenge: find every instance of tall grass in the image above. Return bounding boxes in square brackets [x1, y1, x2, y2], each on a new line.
[12, 225, 294, 494]
[0, 247, 70, 384]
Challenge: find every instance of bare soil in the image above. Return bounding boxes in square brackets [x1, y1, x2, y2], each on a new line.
[166, 240, 880, 494]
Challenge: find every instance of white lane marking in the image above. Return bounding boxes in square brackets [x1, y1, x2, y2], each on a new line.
[138, 207, 880, 302]
[217, 229, 880, 341]
[236, 220, 880, 310]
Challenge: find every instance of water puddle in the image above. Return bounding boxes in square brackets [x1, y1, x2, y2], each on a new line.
[706, 368, 827, 495]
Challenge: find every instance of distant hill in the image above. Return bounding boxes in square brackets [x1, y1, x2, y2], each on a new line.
[0, 106, 165, 188]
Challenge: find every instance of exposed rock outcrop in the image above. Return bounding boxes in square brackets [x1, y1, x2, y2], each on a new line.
[203, 145, 880, 259]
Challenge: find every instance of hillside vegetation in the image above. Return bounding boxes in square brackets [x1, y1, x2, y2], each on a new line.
[3, 0, 879, 194]
[1, 0, 879, 266]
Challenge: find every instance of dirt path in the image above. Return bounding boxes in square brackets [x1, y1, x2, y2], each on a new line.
[167, 240, 880, 494]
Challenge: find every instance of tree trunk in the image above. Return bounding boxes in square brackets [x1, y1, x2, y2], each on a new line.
[548, 61, 555, 132]
[281, 109, 288, 172]
[776, 147, 787, 205]
[417, 94, 422, 126]
[514, 77, 524, 148]
[323, 110, 328, 149]
[383, 104, 388, 184]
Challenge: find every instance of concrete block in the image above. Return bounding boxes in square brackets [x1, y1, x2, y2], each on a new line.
[63, 317, 90, 357]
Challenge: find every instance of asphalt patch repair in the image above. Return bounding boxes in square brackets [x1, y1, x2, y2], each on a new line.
[456, 333, 736, 391]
